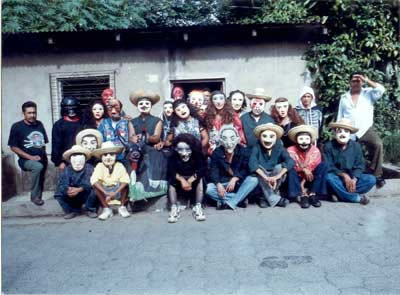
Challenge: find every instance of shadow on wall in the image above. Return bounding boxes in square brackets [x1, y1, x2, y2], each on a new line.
[2, 153, 57, 201]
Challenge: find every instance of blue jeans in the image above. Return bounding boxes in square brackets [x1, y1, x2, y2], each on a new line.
[326, 173, 376, 202]
[206, 176, 258, 209]
[287, 162, 328, 198]
[55, 189, 98, 214]
[257, 165, 285, 207]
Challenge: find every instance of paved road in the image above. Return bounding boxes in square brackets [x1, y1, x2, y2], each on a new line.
[2, 197, 400, 294]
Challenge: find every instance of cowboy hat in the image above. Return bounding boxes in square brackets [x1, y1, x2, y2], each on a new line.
[62, 145, 91, 162]
[129, 90, 160, 106]
[92, 141, 124, 158]
[328, 118, 359, 134]
[246, 88, 272, 102]
[254, 123, 284, 139]
[288, 125, 318, 143]
[75, 129, 103, 147]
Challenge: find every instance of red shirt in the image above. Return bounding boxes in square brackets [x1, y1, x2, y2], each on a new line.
[287, 145, 321, 177]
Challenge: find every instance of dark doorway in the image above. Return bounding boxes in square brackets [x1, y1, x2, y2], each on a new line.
[170, 79, 225, 100]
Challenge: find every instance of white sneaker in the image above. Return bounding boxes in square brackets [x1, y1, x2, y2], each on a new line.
[118, 206, 131, 218]
[192, 203, 206, 222]
[98, 207, 113, 220]
[168, 205, 180, 223]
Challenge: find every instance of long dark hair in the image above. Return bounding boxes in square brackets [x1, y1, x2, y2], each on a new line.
[172, 133, 203, 157]
[205, 91, 235, 130]
[270, 97, 304, 125]
[82, 99, 108, 129]
[228, 89, 247, 111]
[170, 99, 203, 128]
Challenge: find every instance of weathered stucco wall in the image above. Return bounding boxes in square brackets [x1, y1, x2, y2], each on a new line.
[2, 41, 309, 197]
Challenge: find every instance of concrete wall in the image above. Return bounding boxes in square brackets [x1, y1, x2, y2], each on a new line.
[2, 41, 309, 197]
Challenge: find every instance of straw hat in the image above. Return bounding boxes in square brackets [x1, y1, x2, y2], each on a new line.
[92, 141, 124, 158]
[288, 125, 318, 143]
[62, 145, 91, 162]
[129, 90, 160, 106]
[328, 118, 359, 134]
[75, 129, 103, 147]
[254, 123, 284, 139]
[246, 88, 272, 102]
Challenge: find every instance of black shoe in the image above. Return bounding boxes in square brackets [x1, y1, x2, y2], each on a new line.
[276, 197, 289, 208]
[86, 210, 98, 218]
[237, 198, 248, 208]
[258, 199, 269, 208]
[216, 201, 227, 210]
[64, 212, 78, 220]
[360, 195, 370, 205]
[31, 198, 44, 206]
[299, 196, 310, 209]
[376, 178, 386, 189]
[309, 195, 321, 207]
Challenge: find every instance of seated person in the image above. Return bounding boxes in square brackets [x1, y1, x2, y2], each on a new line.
[206, 125, 258, 210]
[167, 134, 207, 223]
[287, 125, 328, 208]
[91, 142, 131, 220]
[75, 128, 103, 165]
[54, 145, 98, 219]
[324, 119, 376, 205]
[250, 123, 295, 208]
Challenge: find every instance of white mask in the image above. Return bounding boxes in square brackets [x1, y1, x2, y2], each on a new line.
[335, 128, 351, 145]
[70, 154, 86, 172]
[176, 142, 192, 162]
[138, 98, 152, 114]
[260, 130, 277, 150]
[163, 103, 173, 117]
[92, 104, 105, 120]
[296, 133, 311, 151]
[212, 94, 226, 110]
[175, 103, 190, 120]
[250, 98, 265, 116]
[231, 93, 245, 111]
[220, 128, 240, 154]
[275, 101, 289, 118]
[102, 153, 117, 168]
[81, 135, 98, 152]
[188, 92, 204, 109]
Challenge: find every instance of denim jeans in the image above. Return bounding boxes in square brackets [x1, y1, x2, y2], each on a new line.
[23, 160, 47, 200]
[257, 164, 285, 207]
[287, 162, 328, 198]
[326, 173, 376, 202]
[55, 189, 98, 214]
[206, 176, 258, 209]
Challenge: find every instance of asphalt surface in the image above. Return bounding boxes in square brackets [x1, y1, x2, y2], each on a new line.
[2, 197, 400, 295]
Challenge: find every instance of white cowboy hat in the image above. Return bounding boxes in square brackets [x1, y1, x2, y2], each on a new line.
[288, 125, 318, 143]
[328, 118, 359, 134]
[62, 145, 91, 162]
[129, 90, 160, 106]
[92, 141, 124, 158]
[75, 129, 103, 147]
[246, 88, 272, 102]
[254, 123, 284, 139]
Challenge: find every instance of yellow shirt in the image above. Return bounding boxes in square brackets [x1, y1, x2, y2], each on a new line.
[90, 162, 130, 187]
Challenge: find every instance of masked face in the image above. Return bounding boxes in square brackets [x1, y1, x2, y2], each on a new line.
[301, 93, 313, 109]
[138, 98, 152, 114]
[188, 92, 204, 109]
[61, 97, 80, 118]
[81, 135, 98, 152]
[175, 103, 190, 120]
[199, 104, 207, 117]
[212, 94, 226, 110]
[172, 87, 184, 100]
[296, 133, 312, 151]
[231, 93, 245, 111]
[163, 103, 173, 118]
[335, 128, 351, 145]
[250, 98, 265, 116]
[176, 142, 192, 162]
[92, 103, 105, 120]
[107, 99, 121, 121]
[260, 130, 277, 150]
[102, 90, 114, 106]
[101, 152, 117, 168]
[275, 101, 289, 118]
[220, 129, 240, 154]
[70, 154, 86, 172]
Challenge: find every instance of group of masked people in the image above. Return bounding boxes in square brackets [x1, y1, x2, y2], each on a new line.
[8, 72, 385, 222]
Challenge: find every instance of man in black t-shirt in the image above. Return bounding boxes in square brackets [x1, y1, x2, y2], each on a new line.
[8, 101, 49, 206]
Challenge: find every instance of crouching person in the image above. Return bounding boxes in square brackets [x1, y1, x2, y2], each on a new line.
[206, 125, 258, 210]
[167, 134, 207, 223]
[91, 142, 130, 220]
[324, 119, 376, 205]
[54, 145, 98, 219]
[287, 125, 327, 208]
[250, 123, 295, 208]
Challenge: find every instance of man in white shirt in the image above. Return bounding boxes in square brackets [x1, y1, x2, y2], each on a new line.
[337, 73, 386, 188]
